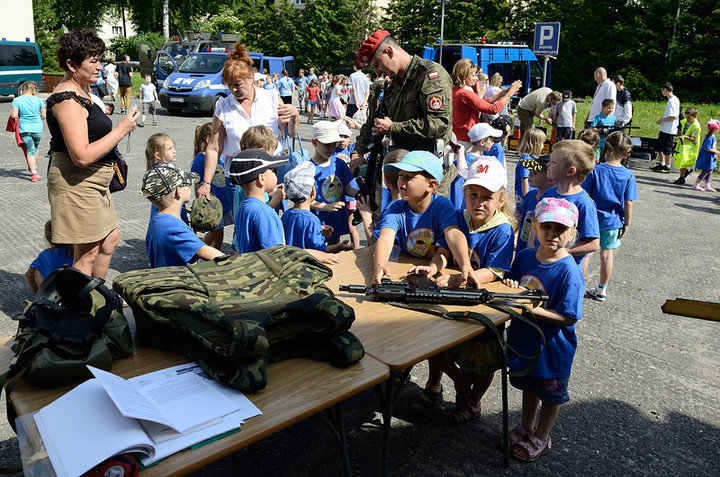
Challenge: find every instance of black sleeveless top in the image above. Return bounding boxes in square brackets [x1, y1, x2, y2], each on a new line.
[46, 91, 116, 164]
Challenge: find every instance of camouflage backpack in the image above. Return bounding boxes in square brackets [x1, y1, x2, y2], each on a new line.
[112, 246, 364, 392]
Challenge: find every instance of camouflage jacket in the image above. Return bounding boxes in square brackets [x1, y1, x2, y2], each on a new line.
[356, 55, 453, 156]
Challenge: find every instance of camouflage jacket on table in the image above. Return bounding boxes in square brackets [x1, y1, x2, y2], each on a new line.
[112, 246, 365, 392]
[355, 55, 453, 156]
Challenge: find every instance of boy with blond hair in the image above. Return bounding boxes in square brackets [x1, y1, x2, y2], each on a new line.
[540, 140, 600, 272]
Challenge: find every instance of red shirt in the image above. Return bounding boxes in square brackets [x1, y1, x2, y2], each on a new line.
[307, 86, 318, 102]
[452, 86, 504, 142]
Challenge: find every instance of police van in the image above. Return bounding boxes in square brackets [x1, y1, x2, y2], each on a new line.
[422, 40, 551, 97]
[158, 51, 294, 115]
[0, 40, 45, 96]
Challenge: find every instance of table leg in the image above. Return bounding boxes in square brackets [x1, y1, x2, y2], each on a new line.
[317, 403, 352, 477]
[378, 367, 412, 477]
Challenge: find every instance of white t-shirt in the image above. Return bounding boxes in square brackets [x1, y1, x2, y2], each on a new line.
[483, 84, 508, 118]
[348, 70, 370, 106]
[588, 79, 617, 121]
[140, 83, 156, 103]
[215, 86, 284, 176]
[660, 95, 680, 135]
[104, 64, 117, 85]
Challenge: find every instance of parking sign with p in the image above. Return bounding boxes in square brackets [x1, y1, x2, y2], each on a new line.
[533, 22, 561, 56]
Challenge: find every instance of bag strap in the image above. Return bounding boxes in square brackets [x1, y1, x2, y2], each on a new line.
[387, 301, 545, 378]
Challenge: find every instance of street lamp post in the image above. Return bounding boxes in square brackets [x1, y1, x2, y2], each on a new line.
[436, 0, 451, 66]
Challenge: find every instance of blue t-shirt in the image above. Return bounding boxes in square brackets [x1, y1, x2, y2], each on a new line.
[484, 143, 506, 166]
[146, 213, 206, 268]
[438, 210, 514, 272]
[312, 156, 358, 239]
[307, 74, 318, 83]
[449, 152, 479, 211]
[540, 187, 599, 264]
[296, 76, 309, 91]
[11, 95, 45, 134]
[590, 113, 617, 147]
[515, 190, 542, 254]
[263, 82, 277, 91]
[281, 208, 327, 251]
[695, 135, 718, 170]
[374, 194, 458, 258]
[581, 163, 637, 231]
[29, 247, 74, 278]
[278, 77, 294, 96]
[190, 153, 235, 214]
[506, 247, 585, 378]
[234, 196, 284, 254]
[514, 155, 536, 204]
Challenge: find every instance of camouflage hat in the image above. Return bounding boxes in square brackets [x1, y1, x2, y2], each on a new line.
[190, 194, 223, 232]
[142, 163, 199, 200]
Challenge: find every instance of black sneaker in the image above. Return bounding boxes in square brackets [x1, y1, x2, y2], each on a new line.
[659, 166, 671, 173]
[684, 168, 694, 177]
[673, 177, 685, 185]
[651, 163, 663, 172]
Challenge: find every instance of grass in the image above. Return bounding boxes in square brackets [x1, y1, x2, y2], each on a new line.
[573, 99, 720, 138]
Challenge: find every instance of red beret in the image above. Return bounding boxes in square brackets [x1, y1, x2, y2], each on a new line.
[357, 30, 391, 68]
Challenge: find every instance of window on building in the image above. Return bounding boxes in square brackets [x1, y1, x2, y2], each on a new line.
[112, 26, 123, 36]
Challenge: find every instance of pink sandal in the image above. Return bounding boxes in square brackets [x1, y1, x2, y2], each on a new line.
[513, 434, 551, 462]
[500, 423, 533, 449]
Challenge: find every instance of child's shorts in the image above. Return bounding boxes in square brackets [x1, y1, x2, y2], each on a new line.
[657, 131, 675, 155]
[444, 325, 504, 375]
[509, 375, 570, 405]
[600, 228, 622, 249]
[214, 210, 234, 230]
[20, 132, 42, 156]
[308, 100, 317, 107]
[142, 101, 156, 115]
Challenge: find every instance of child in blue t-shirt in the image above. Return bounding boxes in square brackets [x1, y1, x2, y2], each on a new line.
[691, 119, 719, 191]
[516, 155, 555, 254]
[582, 132, 637, 302]
[450, 122, 504, 209]
[282, 161, 353, 253]
[540, 140, 600, 273]
[503, 197, 585, 462]
[191, 123, 235, 250]
[373, 150, 480, 286]
[590, 99, 617, 153]
[335, 121, 360, 249]
[25, 220, 74, 294]
[515, 128, 546, 203]
[309, 121, 360, 241]
[142, 164, 223, 268]
[230, 150, 288, 254]
[408, 158, 516, 421]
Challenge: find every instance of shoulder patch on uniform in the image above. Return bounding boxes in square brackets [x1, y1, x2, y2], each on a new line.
[428, 94, 443, 110]
[428, 71, 439, 80]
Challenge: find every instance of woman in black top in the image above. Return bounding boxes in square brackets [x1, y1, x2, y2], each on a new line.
[46, 28, 140, 279]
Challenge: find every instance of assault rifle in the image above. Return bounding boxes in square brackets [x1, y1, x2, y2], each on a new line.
[339, 275, 548, 306]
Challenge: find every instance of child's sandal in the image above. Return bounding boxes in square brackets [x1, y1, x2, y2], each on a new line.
[444, 402, 481, 424]
[409, 385, 443, 414]
[500, 423, 533, 449]
[513, 435, 551, 462]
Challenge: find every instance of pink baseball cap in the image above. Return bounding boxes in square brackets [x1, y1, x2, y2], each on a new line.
[463, 157, 507, 192]
[707, 119, 720, 131]
[533, 198, 579, 228]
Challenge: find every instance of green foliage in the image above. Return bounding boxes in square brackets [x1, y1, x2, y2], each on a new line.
[108, 32, 166, 61]
[189, 10, 244, 35]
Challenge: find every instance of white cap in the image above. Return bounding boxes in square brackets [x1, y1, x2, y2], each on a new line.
[463, 157, 507, 192]
[312, 121, 342, 144]
[468, 123, 503, 143]
[337, 121, 352, 138]
[253, 72, 265, 82]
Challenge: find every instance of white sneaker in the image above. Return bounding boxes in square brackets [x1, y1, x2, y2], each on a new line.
[586, 288, 606, 302]
[703, 184, 717, 192]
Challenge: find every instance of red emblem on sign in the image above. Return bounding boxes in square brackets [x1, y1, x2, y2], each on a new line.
[428, 95, 443, 110]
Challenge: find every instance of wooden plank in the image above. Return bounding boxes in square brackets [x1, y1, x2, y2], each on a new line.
[661, 298, 720, 322]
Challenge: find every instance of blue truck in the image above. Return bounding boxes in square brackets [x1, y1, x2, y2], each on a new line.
[158, 51, 294, 115]
[422, 41, 551, 96]
[0, 40, 45, 96]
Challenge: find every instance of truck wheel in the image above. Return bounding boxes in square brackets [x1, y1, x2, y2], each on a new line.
[211, 95, 224, 116]
[14, 82, 26, 97]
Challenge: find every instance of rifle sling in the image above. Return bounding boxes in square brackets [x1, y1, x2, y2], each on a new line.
[386, 301, 545, 378]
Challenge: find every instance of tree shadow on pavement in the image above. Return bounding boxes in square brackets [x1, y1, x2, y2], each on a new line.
[0, 270, 33, 322]
[675, 203, 720, 215]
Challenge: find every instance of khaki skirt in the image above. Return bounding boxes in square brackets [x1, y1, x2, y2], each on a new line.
[47, 153, 118, 244]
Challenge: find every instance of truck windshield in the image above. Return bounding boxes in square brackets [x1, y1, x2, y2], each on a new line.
[178, 54, 227, 74]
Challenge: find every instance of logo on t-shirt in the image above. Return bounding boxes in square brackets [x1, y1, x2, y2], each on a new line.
[469, 248, 481, 270]
[321, 175, 343, 202]
[520, 274, 547, 294]
[212, 165, 226, 188]
[407, 228, 436, 258]
[520, 212, 533, 241]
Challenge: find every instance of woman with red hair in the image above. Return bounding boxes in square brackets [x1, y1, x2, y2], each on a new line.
[198, 43, 299, 199]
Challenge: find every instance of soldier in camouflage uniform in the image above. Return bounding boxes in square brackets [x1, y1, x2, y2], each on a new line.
[351, 30, 454, 194]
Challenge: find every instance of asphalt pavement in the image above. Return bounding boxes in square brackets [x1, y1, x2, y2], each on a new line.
[0, 95, 718, 476]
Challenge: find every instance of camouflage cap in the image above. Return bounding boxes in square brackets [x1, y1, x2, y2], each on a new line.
[190, 194, 223, 232]
[142, 163, 199, 200]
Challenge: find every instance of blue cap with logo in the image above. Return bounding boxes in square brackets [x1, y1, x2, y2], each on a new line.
[383, 150, 443, 183]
